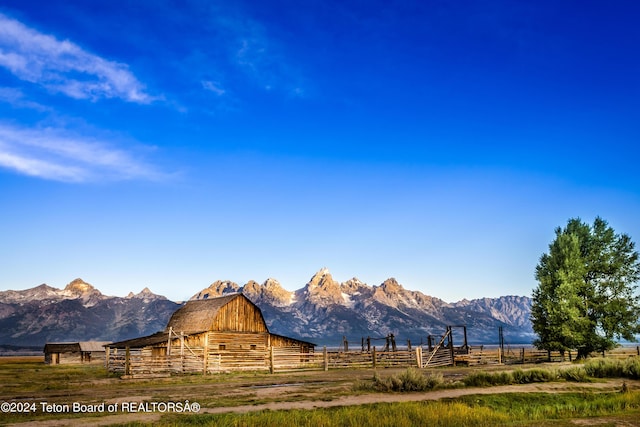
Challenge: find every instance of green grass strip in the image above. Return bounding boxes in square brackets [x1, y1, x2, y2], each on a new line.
[127, 391, 640, 427]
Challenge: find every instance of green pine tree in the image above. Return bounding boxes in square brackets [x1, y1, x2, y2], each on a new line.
[532, 217, 640, 359]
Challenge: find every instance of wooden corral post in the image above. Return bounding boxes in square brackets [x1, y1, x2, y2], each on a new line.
[372, 346, 377, 369]
[105, 346, 110, 370]
[203, 333, 209, 375]
[269, 346, 275, 374]
[447, 327, 455, 366]
[415, 347, 422, 368]
[498, 346, 502, 364]
[323, 346, 328, 371]
[521, 347, 525, 364]
[180, 332, 185, 374]
[125, 346, 130, 376]
[462, 326, 468, 353]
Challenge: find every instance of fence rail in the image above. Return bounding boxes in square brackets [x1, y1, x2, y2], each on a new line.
[107, 345, 639, 377]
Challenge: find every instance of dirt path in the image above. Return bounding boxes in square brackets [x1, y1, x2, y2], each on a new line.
[200, 379, 631, 414]
[7, 379, 635, 427]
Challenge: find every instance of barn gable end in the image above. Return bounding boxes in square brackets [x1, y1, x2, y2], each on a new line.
[167, 294, 267, 334]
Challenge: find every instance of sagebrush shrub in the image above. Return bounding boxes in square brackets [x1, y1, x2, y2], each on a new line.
[371, 368, 443, 392]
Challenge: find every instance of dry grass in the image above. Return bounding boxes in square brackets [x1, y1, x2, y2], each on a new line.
[0, 355, 44, 364]
[1, 355, 639, 425]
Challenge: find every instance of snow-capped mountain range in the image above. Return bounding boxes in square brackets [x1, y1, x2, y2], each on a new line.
[0, 269, 533, 347]
[192, 268, 533, 345]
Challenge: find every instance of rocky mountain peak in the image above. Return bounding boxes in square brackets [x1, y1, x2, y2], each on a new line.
[380, 278, 403, 293]
[303, 268, 343, 305]
[307, 267, 332, 288]
[0, 284, 61, 304]
[263, 278, 282, 290]
[340, 277, 368, 295]
[62, 278, 104, 307]
[190, 280, 239, 300]
[64, 278, 99, 296]
[128, 287, 165, 301]
[243, 278, 292, 307]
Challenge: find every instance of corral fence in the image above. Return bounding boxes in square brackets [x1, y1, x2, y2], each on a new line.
[107, 346, 427, 377]
[106, 344, 640, 378]
[456, 345, 640, 366]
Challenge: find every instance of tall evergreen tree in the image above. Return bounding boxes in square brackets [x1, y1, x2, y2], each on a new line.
[532, 217, 640, 358]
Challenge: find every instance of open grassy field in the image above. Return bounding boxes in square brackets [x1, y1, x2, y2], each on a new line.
[1, 356, 639, 426]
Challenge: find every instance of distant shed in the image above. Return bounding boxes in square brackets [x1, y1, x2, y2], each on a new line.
[44, 341, 111, 365]
[106, 293, 314, 374]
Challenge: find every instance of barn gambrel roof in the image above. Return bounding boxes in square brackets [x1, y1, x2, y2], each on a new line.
[165, 294, 253, 333]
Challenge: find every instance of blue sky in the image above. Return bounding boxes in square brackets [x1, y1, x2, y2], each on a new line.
[0, 1, 638, 302]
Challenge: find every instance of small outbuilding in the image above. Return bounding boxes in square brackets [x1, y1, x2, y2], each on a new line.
[105, 293, 314, 375]
[44, 341, 111, 365]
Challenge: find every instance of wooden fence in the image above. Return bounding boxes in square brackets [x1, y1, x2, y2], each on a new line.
[456, 347, 568, 366]
[107, 346, 424, 376]
[107, 345, 640, 377]
[455, 346, 640, 366]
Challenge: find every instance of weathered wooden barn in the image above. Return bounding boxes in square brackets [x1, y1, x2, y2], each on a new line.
[44, 341, 111, 365]
[105, 293, 315, 375]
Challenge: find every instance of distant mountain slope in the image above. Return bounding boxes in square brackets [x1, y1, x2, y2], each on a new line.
[0, 271, 534, 348]
[0, 279, 181, 346]
[191, 268, 534, 346]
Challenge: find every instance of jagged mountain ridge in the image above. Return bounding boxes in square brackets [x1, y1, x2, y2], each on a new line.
[0, 271, 533, 347]
[191, 268, 534, 345]
[0, 279, 180, 346]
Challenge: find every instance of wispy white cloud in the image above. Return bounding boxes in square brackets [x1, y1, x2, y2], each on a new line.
[198, 4, 306, 98]
[0, 12, 156, 103]
[201, 80, 226, 96]
[0, 123, 166, 182]
[0, 86, 49, 111]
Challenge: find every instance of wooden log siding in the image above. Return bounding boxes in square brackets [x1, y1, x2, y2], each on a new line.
[269, 333, 313, 349]
[207, 331, 268, 350]
[210, 296, 268, 332]
[204, 332, 268, 372]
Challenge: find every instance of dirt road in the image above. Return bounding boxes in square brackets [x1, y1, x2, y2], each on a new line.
[6, 378, 636, 427]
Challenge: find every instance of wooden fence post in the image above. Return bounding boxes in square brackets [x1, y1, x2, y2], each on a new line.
[521, 347, 525, 364]
[447, 327, 455, 366]
[372, 346, 377, 369]
[203, 333, 209, 375]
[105, 346, 110, 370]
[125, 346, 130, 376]
[269, 346, 275, 374]
[498, 346, 502, 364]
[415, 347, 422, 368]
[323, 346, 328, 371]
[180, 332, 185, 374]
